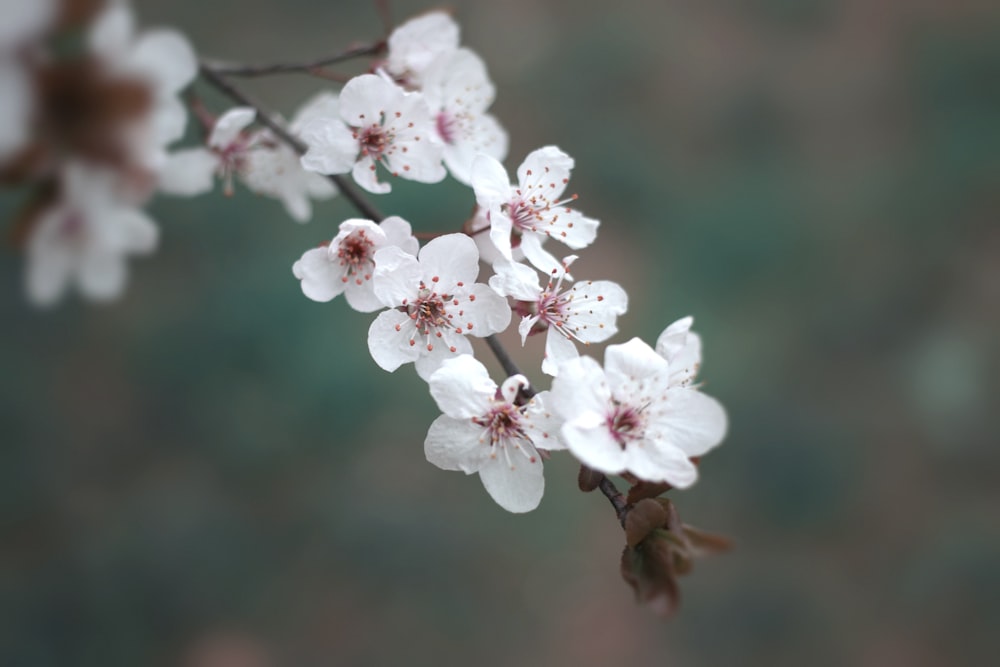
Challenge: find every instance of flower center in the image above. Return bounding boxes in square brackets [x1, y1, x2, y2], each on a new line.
[403, 281, 459, 352]
[607, 404, 645, 449]
[338, 230, 375, 284]
[436, 112, 456, 145]
[474, 403, 527, 446]
[358, 122, 392, 159]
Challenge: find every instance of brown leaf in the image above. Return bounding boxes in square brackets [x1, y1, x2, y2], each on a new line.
[626, 480, 672, 504]
[620, 538, 680, 617]
[624, 498, 668, 548]
[683, 525, 734, 556]
[577, 464, 602, 492]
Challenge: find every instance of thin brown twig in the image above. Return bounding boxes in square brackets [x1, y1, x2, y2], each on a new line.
[201, 41, 385, 77]
[598, 475, 630, 527]
[197, 63, 384, 222]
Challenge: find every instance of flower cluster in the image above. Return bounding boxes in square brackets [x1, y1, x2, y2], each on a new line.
[4, 2, 731, 614]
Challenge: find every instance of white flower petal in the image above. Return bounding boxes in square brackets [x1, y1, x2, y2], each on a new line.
[367, 309, 421, 372]
[471, 154, 512, 209]
[461, 284, 511, 336]
[131, 29, 198, 95]
[417, 233, 480, 286]
[550, 356, 611, 419]
[339, 74, 402, 125]
[379, 216, 419, 257]
[292, 247, 345, 303]
[209, 107, 256, 149]
[562, 410, 627, 474]
[648, 389, 728, 458]
[624, 442, 699, 488]
[351, 156, 391, 194]
[158, 148, 218, 196]
[478, 447, 544, 513]
[425, 415, 490, 474]
[517, 146, 574, 198]
[299, 118, 358, 175]
[604, 338, 670, 394]
[414, 335, 472, 381]
[542, 327, 580, 377]
[428, 355, 495, 419]
[372, 246, 421, 306]
[488, 259, 540, 300]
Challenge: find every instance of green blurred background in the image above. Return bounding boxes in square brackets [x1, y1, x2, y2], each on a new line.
[3, 0, 1000, 665]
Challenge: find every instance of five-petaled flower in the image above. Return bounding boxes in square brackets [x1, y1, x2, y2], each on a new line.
[425, 355, 564, 513]
[298, 73, 445, 194]
[367, 233, 510, 380]
[550, 321, 728, 488]
[292, 216, 418, 312]
[471, 146, 599, 277]
[489, 256, 628, 376]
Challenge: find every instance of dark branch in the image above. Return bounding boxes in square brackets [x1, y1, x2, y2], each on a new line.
[598, 475, 630, 527]
[197, 63, 384, 222]
[201, 41, 385, 77]
[484, 335, 536, 398]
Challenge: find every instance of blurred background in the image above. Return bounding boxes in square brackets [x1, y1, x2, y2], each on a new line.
[2, 0, 999, 665]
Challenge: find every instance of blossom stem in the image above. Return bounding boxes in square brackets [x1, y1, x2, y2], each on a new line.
[200, 41, 385, 77]
[598, 475, 629, 527]
[198, 63, 384, 222]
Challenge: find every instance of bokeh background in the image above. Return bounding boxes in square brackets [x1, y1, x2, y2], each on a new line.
[3, 0, 1000, 665]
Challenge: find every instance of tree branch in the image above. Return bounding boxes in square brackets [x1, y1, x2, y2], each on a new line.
[598, 475, 629, 527]
[197, 63, 384, 222]
[201, 41, 385, 77]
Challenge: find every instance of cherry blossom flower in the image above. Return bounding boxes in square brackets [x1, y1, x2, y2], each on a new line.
[87, 0, 198, 169]
[421, 47, 507, 184]
[160, 95, 338, 221]
[382, 11, 460, 90]
[298, 73, 446, 194]
[25, 162, 158, 306]
[424, 355, 564, 513]
[490, 256, 628, 376]
[292, 216, 418, 312]
[550, 331, 727, 488]
[471, 146, 599, 276]
[367, 233, 510, 380]
[158, 106, 257, 196]
[655, 316, 703, 388]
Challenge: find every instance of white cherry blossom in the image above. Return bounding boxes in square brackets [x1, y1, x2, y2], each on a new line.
[25, 162, 158, 306]
[421, 47, 507, 184]
[490, 256, 628, 376]
[158, 106, 257, 196]
[299, 74, 446, 194]
[471, 146, 599, 276]
[383, 11, 460, 90]
[425, 355, 563, 513]
[367, 233, 510, 380]
[655, 316, 703, 388]
[550, 333, 727, 488]
[292, 216, 418, 312]
[87, 1, 198, 167]
[161, 95, 339, 221]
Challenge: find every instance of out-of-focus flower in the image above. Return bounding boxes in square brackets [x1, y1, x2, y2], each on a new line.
[367, 233, 510, 380]
[160, 94, 339, 221]
[425, 355, 563, 513]
[382, 10, 460, 90]
[421, 47, 507, 184]
[471, 146, 599, 277]
[299, 74, 445, 194]
[292, 216, 418, 312]
[489, 256, 628, 376]
[87, 0, 197, 170]
[25, 161, 158, 306]
[550, 330, 727, 487]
